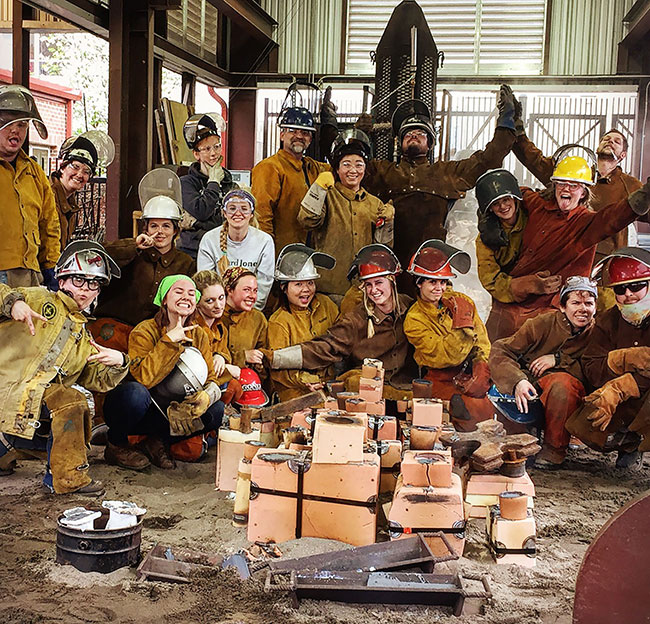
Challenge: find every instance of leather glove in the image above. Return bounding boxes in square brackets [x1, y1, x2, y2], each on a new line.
[319, 86, 338, 129]
[221, 379, 243, 405]
[207, 161, 225, 184]
[355, 112, 374, 135]
[607, 347, 650, 376]
[459, 360, 492, 398]
[315, 171, 335, 189]
[167, 400, 205, 437]
[585, 373, 640, 431]
[442, 295, 475, 329]
[510, 271, 562, 301]
[41, 267, 58, 292]
[496, 84, 516, 131]
[185, 390, 210, 417]
[627, 177, 650, 216]
[513, 93, 525, 137]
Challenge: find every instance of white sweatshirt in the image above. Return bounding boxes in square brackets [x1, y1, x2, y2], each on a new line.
[197, 225, 276, 310]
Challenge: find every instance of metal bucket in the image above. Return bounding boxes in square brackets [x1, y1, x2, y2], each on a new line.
[56, 515, 143, 574]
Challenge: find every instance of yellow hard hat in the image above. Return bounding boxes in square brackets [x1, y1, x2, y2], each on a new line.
[551, 156, 595, 186]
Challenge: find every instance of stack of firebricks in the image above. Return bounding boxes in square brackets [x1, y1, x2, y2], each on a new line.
[216, 358, 536, 567]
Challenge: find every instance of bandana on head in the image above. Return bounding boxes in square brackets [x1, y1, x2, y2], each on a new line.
[222, 266, 256, 292]
[153, 274, 200, 307]
[223, 189, 256, 212]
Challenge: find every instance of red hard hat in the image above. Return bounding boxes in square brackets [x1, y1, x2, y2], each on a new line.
[607, 256, 650, 287]
[407, 240, 470, 280]
[236, 368, 269, 407]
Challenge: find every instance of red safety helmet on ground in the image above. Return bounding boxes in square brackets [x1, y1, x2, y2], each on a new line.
[236, 368, 269, 407]
[592, 247, 650, 287]
[407, 239, 471, 280]
[347, 244, 401, 281]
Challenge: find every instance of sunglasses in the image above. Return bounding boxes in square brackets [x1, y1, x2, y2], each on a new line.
[613, 281, 648, 296]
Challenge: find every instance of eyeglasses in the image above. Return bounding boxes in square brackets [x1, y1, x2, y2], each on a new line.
[339, 160, 365, 171]
[224, 204, 253, 216]
[68, 162, 92, 177]
[70, 276, 102, 291]
[613, 281, 648, 296]
[555, 181, 583, 190]
[196, 144, 221, 154]
[404, 130, 428, 139]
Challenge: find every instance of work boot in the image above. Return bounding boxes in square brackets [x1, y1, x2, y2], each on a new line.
[615, 450, 645, 471]
[0, 433, 17, 475]
[72, 479, 106, 496]
[105, 443, 150, 471]
[534, 444, 566, 470]
[138, 437, 176, 470]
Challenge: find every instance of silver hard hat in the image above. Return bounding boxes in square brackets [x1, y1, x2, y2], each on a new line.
[138, 169, 183, 220]
[275, 243, 336, 282]
[150, 346, 208, 406]
[55, 240, 121, 284]
[0, 84, 48, 140]
[59, 130, 115, 171]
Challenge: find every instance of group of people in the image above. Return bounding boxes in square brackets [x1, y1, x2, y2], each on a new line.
[0, 80, 649, 497]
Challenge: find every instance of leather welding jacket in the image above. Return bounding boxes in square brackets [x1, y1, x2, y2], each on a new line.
[95, 238, 195, 327]
[513, 134, 644, 262]
[363, 127, 515, 286]
[251, 149, 330, 254]
[490, 310, 592, 394]
[403, 292, 490, 371]
[268, 293, 339, 401]
[221, 304, 268, 369]
[0, 284, 129, 439]
[0, 149, 60, 273]
[128, 317, 217, 389]
[50, 173, 81, 249]
[196, 313, 232, 385]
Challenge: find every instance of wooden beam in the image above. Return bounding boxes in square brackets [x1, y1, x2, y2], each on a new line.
[12, 1, 32, 88]
[22, 0, 109, 37]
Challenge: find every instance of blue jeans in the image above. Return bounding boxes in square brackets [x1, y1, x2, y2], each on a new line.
[104, 381, 223, 445]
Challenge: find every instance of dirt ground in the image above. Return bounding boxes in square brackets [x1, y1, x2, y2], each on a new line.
[1, 442, 648, 624]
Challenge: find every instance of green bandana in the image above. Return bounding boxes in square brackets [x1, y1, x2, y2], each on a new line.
[153, 274, 200, 307]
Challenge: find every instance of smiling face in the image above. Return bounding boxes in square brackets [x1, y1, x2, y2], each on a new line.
[561, 291, 596, 330]
[280, 128, 313, 158]
[163, 280, 197, 318]
[363, 276, 394, 313]
[596, 131, 627, 162]
[223, 198, 254, 231]
[417, 278, 449, 305]
[554, 181, 587, 214]
[285, 280, 316, 310]
[0, 119, 28, 160]
[227, 275, 258, 312]
[193, 135, 222, 168]
[60, 160, 92, 195]
[198, 283, 226, 321]
[145, 218, 176, 254]
[337, 155, 366, 192]
[490, 196, 518, 225]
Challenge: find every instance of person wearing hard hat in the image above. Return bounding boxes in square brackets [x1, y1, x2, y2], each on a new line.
[50, 131, 115, 249]
[103, 274, 223, 470]
[267, 244, 414, 402]
[179, 113, 237, 259]
[91, 170, 195, 351]
[490, 276, 598, 468]
[567, 248, 650, 470]
[474, 168, 561, 340]
[268, 244, 339, 401]
[0, 84, 60, 289]
[197, 189, 275, 310]
[480, 156, 650, 340]
[403, 240, 493, 431]
[0, 241, 128, 494]
[354, 86, 517, 296]
[512, 103, 644, 309]
[251, 106, 330, 254]
[298, 129, 394, 303]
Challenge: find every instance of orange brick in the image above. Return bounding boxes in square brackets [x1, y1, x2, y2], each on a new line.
[412, 398, 443, 426]
[401, 449, 452, 488]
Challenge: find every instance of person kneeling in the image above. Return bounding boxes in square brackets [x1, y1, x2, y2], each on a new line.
[103, 275, 223, 470]
[490, 277, 597, 467]
[0, 241, 127, 495]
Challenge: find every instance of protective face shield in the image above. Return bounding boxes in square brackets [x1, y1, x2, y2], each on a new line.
[592, 247, 650, 288]
[278, 106, 316, 132]
[236, 368, 269, 407]
[391, 99, 435, 146]
[138, 169, 183, 221]
[55, 240, 121, 284]
[150, 346, 208, 409]
[59, 130, 115, 174]
[183, 113, 226, 150]
[330, 129, 373, 168]
[475, 169, 523, 214]
[559, 276, 598, 302]
[274, 243, 336, 282]
[0, 85, 48, 140]
[348, 244, 401, 281]
[407, 239, 470, 279]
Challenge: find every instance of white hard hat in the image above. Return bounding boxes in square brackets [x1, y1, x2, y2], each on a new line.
[141, 195, 183, 221]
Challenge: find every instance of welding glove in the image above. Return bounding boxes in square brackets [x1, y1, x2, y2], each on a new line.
[585, 373, 640, 431]
[496, 84, 516, 131]
[459, 360, 492, 398]
[510, 271, 562, 301]
[628, 177, 650, 216]
[207, 161, 225, 184]
[442, 295, 475, 330]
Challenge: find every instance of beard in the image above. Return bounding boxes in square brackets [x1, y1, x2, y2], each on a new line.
[596, 146, 618, 162]
[404, 144, 427, 159]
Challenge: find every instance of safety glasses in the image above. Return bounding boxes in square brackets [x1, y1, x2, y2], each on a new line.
[613, 281, 648, 296]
